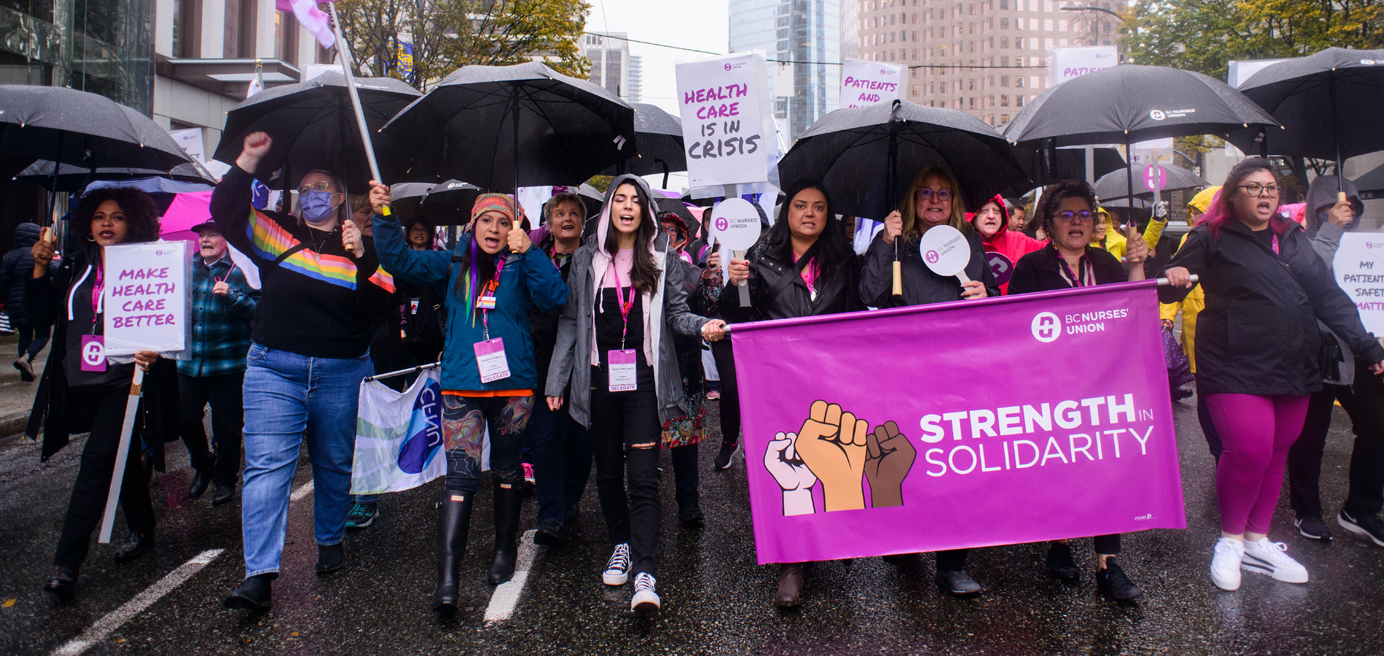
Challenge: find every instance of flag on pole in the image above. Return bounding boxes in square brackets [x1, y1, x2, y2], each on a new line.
[278, 0, 336, 49]
[350, 369, 446, 494]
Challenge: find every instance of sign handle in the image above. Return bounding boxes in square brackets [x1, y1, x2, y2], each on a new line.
[98, 366, 145, 544]
[955, 270, 972, 285]
[735, 248, 751, 307]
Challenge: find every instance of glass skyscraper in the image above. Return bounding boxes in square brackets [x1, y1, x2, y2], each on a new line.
[729, 0, 840, 140]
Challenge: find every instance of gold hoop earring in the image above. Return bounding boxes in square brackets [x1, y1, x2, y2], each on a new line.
[86, 234, 96, 242]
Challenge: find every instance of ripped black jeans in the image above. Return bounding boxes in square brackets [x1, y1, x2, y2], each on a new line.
[589, 375, 663, 578]
[441, 394, 534, 491]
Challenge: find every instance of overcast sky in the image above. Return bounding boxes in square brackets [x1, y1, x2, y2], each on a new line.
[584, 0, 730, 114]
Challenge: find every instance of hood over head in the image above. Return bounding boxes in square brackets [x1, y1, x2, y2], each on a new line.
[968, 194, 1011, 244]
[13, 222, 42, 250]
[1187, 186, 1221, 215]
[1306, 175, 1364, 235]
[596, 174, 660, 254]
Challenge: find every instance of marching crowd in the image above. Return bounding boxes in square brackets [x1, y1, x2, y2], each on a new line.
[22, 130, 1384, 617]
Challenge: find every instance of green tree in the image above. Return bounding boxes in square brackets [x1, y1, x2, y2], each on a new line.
[334, 0, 592, 91]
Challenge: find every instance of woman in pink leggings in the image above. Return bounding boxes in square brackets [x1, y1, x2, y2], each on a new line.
[1162, 158, 1384, 591]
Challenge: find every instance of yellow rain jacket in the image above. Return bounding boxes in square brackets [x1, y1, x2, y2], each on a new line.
[1158, 186, 1219, 373]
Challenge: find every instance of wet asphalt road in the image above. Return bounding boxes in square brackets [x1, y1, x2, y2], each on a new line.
[1, 396, 1383, 655]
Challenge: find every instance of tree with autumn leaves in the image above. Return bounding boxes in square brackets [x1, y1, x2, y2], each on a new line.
[333, 0, 592, 90]
[1120, 0, 1384, 80]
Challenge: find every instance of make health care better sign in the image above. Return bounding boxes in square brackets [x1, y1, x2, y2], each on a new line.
[101, 241, 192, 359]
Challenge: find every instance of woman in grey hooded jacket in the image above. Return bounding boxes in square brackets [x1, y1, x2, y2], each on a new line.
[545, 174, 726, 614]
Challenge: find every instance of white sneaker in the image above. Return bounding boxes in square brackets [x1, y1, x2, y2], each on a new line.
[602, 543, 631, 586]
[1242, 538, 1309, 583]
[1210, 537, 1244, 591]
[631, 572, 660, 613]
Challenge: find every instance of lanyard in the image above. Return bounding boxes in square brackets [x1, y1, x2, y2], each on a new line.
[793, 253, 817, 295]
[1057, 254, 1093, 288]
[479, 258, 506, 340]
[91, 265, 104, 335]
[609, 265, 635, 350]
[1271, 232, 1280, 255]
[213, 260, 237, 284]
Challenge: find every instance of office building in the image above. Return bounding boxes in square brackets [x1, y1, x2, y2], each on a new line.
[729, 0, 842, 140]
[583, 32, 639, 102]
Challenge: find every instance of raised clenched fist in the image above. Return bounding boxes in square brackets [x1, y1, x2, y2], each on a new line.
[794, 400, 869, 512]
[864, 421, 916, 508]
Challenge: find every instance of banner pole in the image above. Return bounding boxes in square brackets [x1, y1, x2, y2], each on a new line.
[328, 2, 392, 235]
[98, 366, 145, 544]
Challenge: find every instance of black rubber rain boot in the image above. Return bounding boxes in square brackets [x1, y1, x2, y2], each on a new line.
[488, 479, 523, 585]
[433, 488, 473, 614]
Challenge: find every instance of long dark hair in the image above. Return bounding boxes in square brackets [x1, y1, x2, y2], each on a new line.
[72, 187, 161, 244]
[1199, 157, 1289, 239]
[602, 180, 660, 294]
[762, 180, 851, 286]
[1038, 180, 1098, 241]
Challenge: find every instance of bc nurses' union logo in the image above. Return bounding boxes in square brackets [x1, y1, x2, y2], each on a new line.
[1149, 109, 1166, 121]
[1031, 312, 1060, 343]
[924, 250, 940, 264]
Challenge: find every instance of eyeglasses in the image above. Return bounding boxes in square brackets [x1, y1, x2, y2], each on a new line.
[1240, 183, 1281, 197]
[1055, 210, 1094, 222]
[916, 189, 952, 202]
[297, 182, 338, 194]
[408, 225, 430, 232]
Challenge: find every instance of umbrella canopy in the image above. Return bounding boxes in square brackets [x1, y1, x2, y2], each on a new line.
[0, 85, 194, 172]
[211, 72, 422, 192]
[389, 179, 482, 225]
[383, 61, 636, 191]
[1003, 64, 1279, 147]
[600, 103, 686, 177]
[1094, 163, 1205, 201]
[15, 160, 215, 192]
[160, 191, 216, 234]
[1226, 48, 1384, 165]
[1008, 146, 1126, 192]
[654, 196, 698, 234]
[777, 100, 1028, 219]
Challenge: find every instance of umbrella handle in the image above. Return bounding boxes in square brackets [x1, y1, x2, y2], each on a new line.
[892, 261, 902, 296]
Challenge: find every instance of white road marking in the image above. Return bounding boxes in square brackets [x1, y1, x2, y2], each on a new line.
[483, 529, 539, 623]
[291, 481, 314, 501]
[52, 549, 225, 656]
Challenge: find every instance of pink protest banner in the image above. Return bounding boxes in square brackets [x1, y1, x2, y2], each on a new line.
[731, 280, 1185, 565]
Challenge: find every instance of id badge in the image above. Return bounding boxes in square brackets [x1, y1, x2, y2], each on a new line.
[474, 338, 511, 383]
[81, 335, 107, 372]
[476, 295, 497, 310]
[608, 349, 637, 392]
[409, 298, 420, 314]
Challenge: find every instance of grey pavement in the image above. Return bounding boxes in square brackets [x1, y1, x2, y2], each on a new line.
[0, 333, 50, 436]
[1, 392, 1382, 655]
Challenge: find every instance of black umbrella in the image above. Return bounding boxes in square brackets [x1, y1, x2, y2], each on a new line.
[390, 179, 481, 225]
[1226, 48, 1384, 183]
[16, 159, 215, 192]
[1004, 64, 1277, 225]
[654, 196, 698, 234]
[777, 99, 1028, 220]
[1094, 163, 1205, 201]
[382, 61, 636, 194]
[211, 72, 422, 193]
[600, 103, 686, 184]
[1008, 145, 1125, 193]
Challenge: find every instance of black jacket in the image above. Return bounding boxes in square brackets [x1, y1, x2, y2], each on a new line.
[24, 247, 180, 468]
[1159, 220, 1384, 396]
[859, 229, 1000, 308]
[530, 237, 579, 387]
[722, 240, 865, 322]
[0, 223, 42, 326]
[1008, 244, 1127, 294]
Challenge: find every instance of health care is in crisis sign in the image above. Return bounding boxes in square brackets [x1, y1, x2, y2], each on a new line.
[675, 53, 775, 191]
[731, 281, 1185, 564]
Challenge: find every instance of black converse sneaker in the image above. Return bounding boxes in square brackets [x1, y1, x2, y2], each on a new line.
[602, 543, 631, 586]
[631, 572, 660, 613]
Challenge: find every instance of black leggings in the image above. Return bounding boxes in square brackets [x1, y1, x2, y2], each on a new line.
[712, 339, 740, 449]
[1288, 361, 1384, 518]
[54, 386, 155, 567]
[17, 323, 51, 360]
[589, 379, 662, 578]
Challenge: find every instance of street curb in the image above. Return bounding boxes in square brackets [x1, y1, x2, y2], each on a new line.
[0, 412, 27, 438]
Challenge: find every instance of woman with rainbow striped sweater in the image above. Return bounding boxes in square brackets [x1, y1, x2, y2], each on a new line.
[213, 132, 397, 611]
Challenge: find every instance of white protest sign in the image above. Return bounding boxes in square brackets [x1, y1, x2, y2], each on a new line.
[919, 225, 972, 283]
[169, 128, 206, 164]
[712, 198, 762, 306]
[1333, 232, 1384, 335]
[103, 241, 191, 357]
[840, 59, 904, 108]
[1049, 46, 1118, 86]
[676, 54, 771, 191]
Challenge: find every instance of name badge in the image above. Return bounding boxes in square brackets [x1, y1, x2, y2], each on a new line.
[476, 295, 497, 310]
[81, 335, 107, 372]
[409, 298, 420, 314]
[474, 338, 511, 383]
[608, 349, 637, 392]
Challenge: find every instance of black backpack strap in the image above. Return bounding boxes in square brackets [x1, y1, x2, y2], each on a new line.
[762, 240, 822, 307]
[273, 243, 310, 266]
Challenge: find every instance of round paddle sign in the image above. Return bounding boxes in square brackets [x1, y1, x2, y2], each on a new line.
[710, 198, 761, 250]
[986, 251, 1014, 286]
[918, 224, 972, 282]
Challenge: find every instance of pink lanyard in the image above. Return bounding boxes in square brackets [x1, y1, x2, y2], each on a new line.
[479, 259, 505, 339]
[213, 261, 236, 284]
[793, 253, 818, 294]
[609, 266, 635, 349]
[90, 265, 104, 334]
[1271, 233, 1280, 255]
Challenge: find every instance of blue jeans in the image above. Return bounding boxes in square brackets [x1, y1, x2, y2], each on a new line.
[240, 343, 373, 578]
[523, 397, 591, 526]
